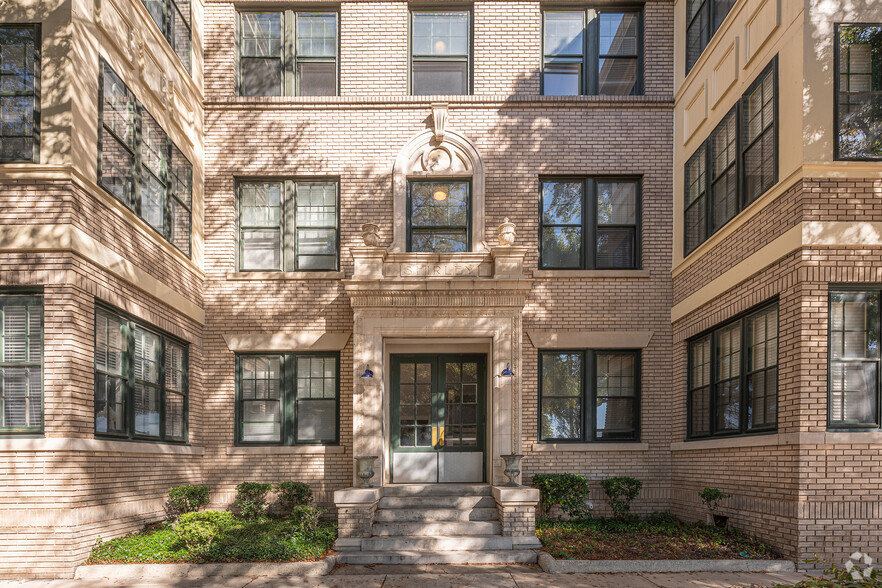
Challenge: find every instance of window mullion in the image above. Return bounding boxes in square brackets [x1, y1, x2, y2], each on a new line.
[285, 10, 295, 96]
[585, 10, 598, 95]
[285, 353, 295, 446]
[159, 336, 166, 441]
[585, 179, 595, 270]
[709, 329, 717, 436]
[132, 101, 143, 218]
[739, 316, 748, 434]
[127, 319, 136, 440]
[585, 350, 593, 442]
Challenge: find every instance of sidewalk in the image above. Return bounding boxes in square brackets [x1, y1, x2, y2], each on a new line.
[0, 564, 811, 587]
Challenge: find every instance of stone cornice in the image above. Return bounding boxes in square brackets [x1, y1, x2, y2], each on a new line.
[344, 287, 533, 309]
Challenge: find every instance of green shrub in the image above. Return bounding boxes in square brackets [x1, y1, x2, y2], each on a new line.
[532, 473, 592, 520]
[234, 482, 273, 520]
[173, 511, 233, 553]
[276, 482, 312, 516]
[290, 505, 325, 536]
[698, 488, 731, 513]
[165, 485, 211, 521]
[600, 476, 642, 519]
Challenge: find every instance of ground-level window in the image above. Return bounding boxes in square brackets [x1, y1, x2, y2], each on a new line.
[539, 350, 640, 442]
[0, 25, 40, 163]
[829, 289, 881, 428]
[835, 24, 882, 160]
[236, 353, 339, 445]
[687, 302, 778, 438]
[94, 306, 188, 442]
[0, 294, 42, 435]
[407, 180, 470, 252]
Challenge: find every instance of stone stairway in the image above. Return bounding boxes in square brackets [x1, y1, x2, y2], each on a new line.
[335, 484, 540, 565]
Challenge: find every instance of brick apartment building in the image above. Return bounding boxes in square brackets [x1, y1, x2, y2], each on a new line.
[0, 0, 879, 579]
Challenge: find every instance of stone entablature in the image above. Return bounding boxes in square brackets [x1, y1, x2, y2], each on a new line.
[349, 246, 531, 283]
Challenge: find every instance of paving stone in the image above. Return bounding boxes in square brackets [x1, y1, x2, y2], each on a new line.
[639, 571, 811, 587]
[510, 572, 660, 588]
[381, 573, 519, 588]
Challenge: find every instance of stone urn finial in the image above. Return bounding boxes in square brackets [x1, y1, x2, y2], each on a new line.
[497, 217, 516, 246]
[361, 223, 380, 247]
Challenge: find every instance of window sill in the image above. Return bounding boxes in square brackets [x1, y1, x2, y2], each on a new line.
[0, 437, 204, 455]
[532, 269, 651, 279]
[226, 271, 344, 281]
[226, 445, 346, 455]
[531, 442, 649, 452]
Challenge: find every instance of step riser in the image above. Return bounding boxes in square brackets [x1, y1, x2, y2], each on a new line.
[373, 508, 499, 522]
[371, 522, 502, 536]
[379, 496, 497, 509]
[361, 536, 514, 551]
[336, 551, 538, 565]
[383, 484, 492, 497]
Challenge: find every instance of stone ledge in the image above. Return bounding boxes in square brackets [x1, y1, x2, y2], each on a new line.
[334, 486, 384, 505]
[532, 442, 651, 452]
[671, 431, 882, 451]
[537, 552, 796, 574]
[0, 438, 204, 455]
[75, 558, 336, 581]
[225, 271, 344, 281]
[532, 269, 652, 279]
[492, 486, 540, 504]
[225, 445, 345, 455]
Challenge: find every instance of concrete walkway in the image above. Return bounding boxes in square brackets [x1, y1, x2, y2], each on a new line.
[0, 564, 811, 587]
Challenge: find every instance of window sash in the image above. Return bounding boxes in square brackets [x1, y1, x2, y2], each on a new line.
[93, 306, 188, 442]
[0, 25, 41, 163]
[0, 296, 43, 433]
[140, 0, 191, 73]
[685, 0, 732, 74]
[411, 10, 471, 95]
[834, 24, 882, 161]
[236, 353, 339, 446]
[406, 180, 471, 253]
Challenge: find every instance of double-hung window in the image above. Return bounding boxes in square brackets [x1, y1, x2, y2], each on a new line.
[236, 353, 339, 445]
[687, 302, 778, 438]
[407, 180, 470, 252]
[686, 0, 735, 73]
[835, 24, 882, 160]
[0, 25, 40, 163]
[239, 11, 338, 97]
[142, 0, 191, 73]
[98, 61, 193, 256]
[238, 180, 339, 271]
[683, 58, 777, 255]
[539, 350, 640, 442]
[540, 178, 640, 269]
[411, 10, 470, 96]
[0, 294, 42, 435]
[829, 289, 882, 428]
[94, 306, 188, 442]
[542, 9, 642, 96]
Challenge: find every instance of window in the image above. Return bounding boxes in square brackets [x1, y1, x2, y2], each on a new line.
[687, 302, 778, 439]
[543, 9, 642, 96]
[683, 58, 777, 255]
[0, 295, 42, 435]
[98, 61, 193, 256]
[829, 290, 881, 428]
[0, 25, 40, 163]
[239, 11, 338, 97]
[407, 180, 470, 252]
[411, 10, 470, 96]
[835, 24, 882, 160]
[686, 0, 735, 73]
[540, 178, 640, 269]
[236, 353, 338, 445]
[238, 180, 338, 271]
[94, 306, 188, 442]
[539, 350, 640, 442]
[142, 0, 191, 73]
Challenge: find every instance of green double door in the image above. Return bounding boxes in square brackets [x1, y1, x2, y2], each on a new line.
[390, 354, 486, 483]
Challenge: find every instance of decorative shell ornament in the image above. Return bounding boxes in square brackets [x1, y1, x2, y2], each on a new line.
[361, 222, 380, 247]
[497, 218, 516, 246]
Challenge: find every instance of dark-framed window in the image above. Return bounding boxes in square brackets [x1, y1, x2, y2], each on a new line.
[97, 60, 193, 257]
[540, 178, 640, 269]
[0, 25, 40, 163]
[687, 302, 778, 439]
[410, 10, 470, 96]
[686, 0, 735, 73]
[0, 294, 42, 435]
[238, 11, 338, 97]
[235, 353, 339, 445]
[237, 179, 339, 271]
[94, 305, 188, 443]
[829, 288, 882, 429]
[539, 350, 640, 442]
[407, 180, 470, 252]
[142, 0, 191, 73]
[684, 57, 777, 255]
[542, 8, 643, 96]
[835, 24, 882, 160]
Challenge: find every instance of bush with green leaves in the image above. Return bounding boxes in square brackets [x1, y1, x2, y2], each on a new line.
[600, 476, 642, 519]
[276, 482, 312, 516]
[173, 511, 234, 554]
[234, 482, 273, 520]
[165, 485, 211, 521]
[290, 505, 325, 536]
[777, 553, 880, 587]
[698, 488, 731, 514]
[532, 473, 592, 520]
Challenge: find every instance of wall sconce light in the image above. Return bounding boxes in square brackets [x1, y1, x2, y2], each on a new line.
[360, 365, 374, 378]
[501, 363, 515, 377]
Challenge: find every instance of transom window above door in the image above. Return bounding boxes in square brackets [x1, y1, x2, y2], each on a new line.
[407, 180, 471, 253]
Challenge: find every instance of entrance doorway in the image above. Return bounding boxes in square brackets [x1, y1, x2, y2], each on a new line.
[390, 354, 486, 483]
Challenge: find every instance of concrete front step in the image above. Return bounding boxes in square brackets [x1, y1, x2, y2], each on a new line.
[382, 484, 492, 497]
[379, 495, 497, 509]
[373, 507, 499, 522]
[336, 549, 538, 565]
[360, 535, 515, 551]
[371, 521, 502, 536]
